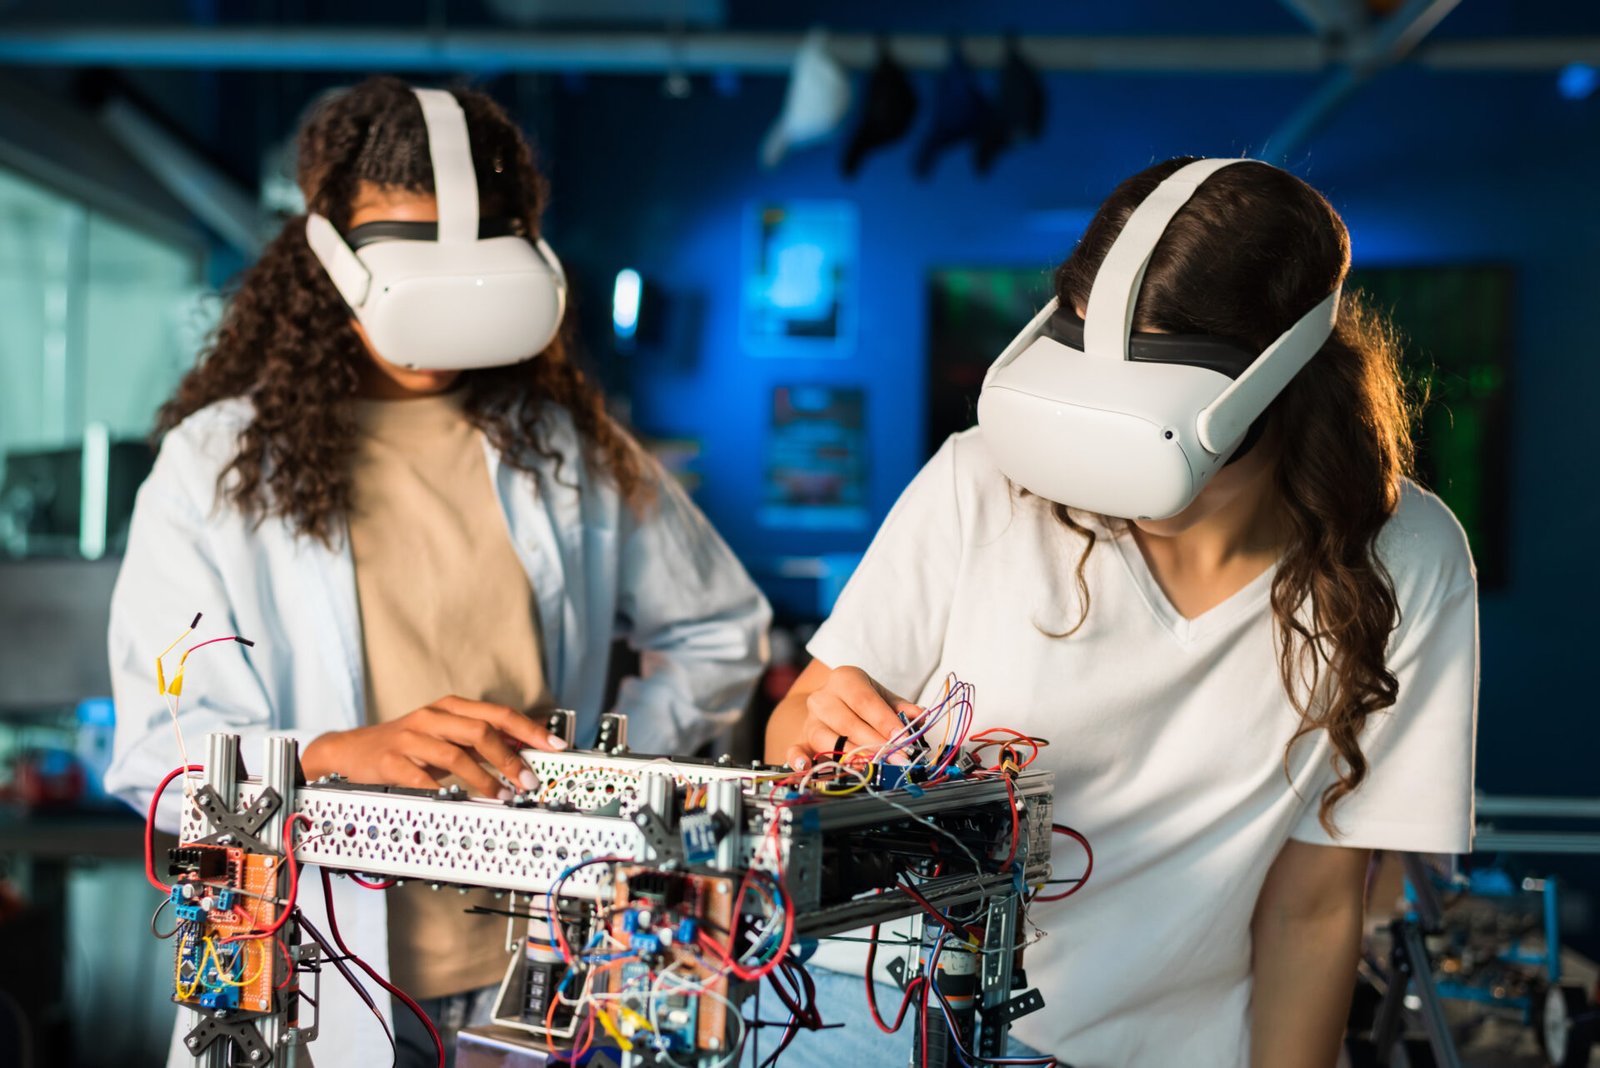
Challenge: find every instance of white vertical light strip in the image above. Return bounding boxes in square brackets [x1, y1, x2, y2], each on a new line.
[40, 247, 69, 444]
[79, 421, 109, 560]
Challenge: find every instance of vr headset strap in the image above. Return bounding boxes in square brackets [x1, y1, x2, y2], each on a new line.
[1197, 287, 1340, 453]
[981, 297, 1061, 389]
[304, 214, 371, 308]
[1083, 157, 1243, 362]
[412, 88, 479, 245]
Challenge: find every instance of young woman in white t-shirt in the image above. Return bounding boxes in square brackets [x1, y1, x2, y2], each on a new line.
[765, 158, 1478, 1067]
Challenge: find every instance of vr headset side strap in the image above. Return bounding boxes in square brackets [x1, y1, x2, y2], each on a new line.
[1196, 287, 1341, 454]
[412, 88, 479, 245]
[1082, 157, 1244, 363]
[304, 214, 372, 308]
[981, 297, 1063, 390]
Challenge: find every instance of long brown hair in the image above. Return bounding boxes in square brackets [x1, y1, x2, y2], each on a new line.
[157, 76, 648, 544]
[1049, 158, 1415, 834]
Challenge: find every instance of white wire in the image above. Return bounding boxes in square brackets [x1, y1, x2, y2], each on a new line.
[647, 965, 745, 1068]
[163, 687, 197, 800]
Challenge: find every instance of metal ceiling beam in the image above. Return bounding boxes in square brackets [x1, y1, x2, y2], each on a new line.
[1261, 0, 1461, 163]
[0, 25, 1589, 75]
[1275, 0, 1366, 37]
[0, 28, 1333, 73]
[98, 96, 264, 256]
[0, 71, 196, 250]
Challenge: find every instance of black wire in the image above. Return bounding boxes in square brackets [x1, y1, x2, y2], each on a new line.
[925, 973, 1058, 1068]
[297, 913, 398, 1068]
[462, 904, 549, 920]
[150, 897, 180, 940]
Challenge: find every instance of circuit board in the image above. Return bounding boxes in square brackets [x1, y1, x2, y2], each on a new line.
[169, 844, 282, 1014]
[606, 867, 738, 1057]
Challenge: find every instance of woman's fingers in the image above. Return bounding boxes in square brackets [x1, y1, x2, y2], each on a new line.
[832, 669, 910, 742]
[429, 695, 567, 752]
[377, 749, 443, 791]
[413, 706, 530, 789]
[397, 730, 503, 797]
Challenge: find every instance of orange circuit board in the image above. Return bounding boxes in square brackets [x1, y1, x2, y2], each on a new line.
[169, 844, 282, 1014]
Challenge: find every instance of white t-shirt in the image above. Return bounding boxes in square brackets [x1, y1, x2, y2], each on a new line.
[805, 428, 1478, 1067]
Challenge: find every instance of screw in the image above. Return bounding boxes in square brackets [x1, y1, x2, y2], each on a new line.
[252, 1051, 265, 1061]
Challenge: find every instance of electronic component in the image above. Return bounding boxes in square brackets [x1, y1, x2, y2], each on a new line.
[162, 702, 1059, 1068]
[168, 844, 228, 880]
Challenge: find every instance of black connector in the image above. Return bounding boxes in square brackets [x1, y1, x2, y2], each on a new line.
[168, 845, 227, 879]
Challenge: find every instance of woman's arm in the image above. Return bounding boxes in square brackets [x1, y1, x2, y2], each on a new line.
[1250, 838, 1370, 1067]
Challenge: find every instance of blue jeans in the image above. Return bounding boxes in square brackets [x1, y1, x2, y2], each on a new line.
[394, 983, 500, 1068]
[392, 969, 1052, 1066]
[747, 966, 1050, 1067]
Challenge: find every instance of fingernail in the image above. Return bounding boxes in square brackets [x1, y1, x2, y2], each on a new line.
[888, 752, 910, 767]
[547, 736, 568, 750]
[519, 769, 538, 791]
[497, 787, 513, 801]
[791, 757, 808, 771]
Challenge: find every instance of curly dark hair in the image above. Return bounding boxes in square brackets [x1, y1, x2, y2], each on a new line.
[156, 76, 649, 544]
[1048, 158, 1417, 835]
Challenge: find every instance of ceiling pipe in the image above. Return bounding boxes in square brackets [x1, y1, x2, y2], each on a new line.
[1260, 0, 1462, 163]
[0, 26, 1487, 74]
[0, 25, 1588, 75]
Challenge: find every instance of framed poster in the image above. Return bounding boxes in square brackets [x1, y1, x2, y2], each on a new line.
[742, 201, 857, 357]
[760, 385, 868, 530]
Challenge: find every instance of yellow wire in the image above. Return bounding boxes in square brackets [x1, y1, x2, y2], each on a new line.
[210, 937, 265, 988]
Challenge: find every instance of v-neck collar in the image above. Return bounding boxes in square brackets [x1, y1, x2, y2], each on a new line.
[1108, 523, 1279, 644]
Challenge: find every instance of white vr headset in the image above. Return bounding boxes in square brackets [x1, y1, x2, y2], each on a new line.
[976, 157, 1341, 520]
[304, 88, 567, 371]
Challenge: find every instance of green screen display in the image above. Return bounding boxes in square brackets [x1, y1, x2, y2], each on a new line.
[927, 264, 1513, 587]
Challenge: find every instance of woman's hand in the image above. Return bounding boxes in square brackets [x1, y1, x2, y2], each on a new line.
[763, 660, 921, 772]
[301, 695, 566, 798]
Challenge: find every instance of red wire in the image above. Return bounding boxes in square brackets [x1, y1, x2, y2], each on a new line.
[275, 937, 295, 990]
[1035, 823, 1094, 903]
[181, 634, 252, 658]
[348, 873, 396, 890]
[320, 868, 444, 1068]
[224, 814, 312, 943]
[864, 924, 928, 1033]
[1000, 775, 1020, 872]
[146, 764, 203, 892]
[697, 868, 794, 981]
[919, 976, 931, 1068]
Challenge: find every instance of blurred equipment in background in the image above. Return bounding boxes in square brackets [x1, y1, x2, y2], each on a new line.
[978, 35, 1047, 172]
[841, 37, 917, 177]
[915, 39, 998, 178]
[761, 27, 851, 168]
[0, 432, 153, 560]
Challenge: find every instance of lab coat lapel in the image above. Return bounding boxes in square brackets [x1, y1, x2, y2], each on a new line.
[292, 524, 365, 729]
[483, 439, 581, 700]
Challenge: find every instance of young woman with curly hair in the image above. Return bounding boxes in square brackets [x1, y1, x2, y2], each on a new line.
[108, 77, 769, 1067]
[767, 158, 1477, 1067]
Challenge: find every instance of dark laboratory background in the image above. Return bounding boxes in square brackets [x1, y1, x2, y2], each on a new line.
[0, 1, 1593, 1065]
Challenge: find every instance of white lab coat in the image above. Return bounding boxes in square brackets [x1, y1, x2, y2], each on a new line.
[106, 397, 770, 1066]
